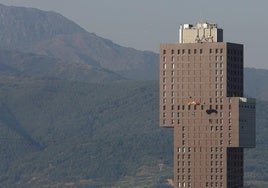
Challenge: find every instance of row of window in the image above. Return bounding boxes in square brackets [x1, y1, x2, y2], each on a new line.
[162, 90, 226, 98]
[211, 161, 224, 166]
[162, 62, 228, 71]
[227, 49, 243, 56]
[162, 76, 226, 84]
[163, 48, 224, 55]
[177, 182, 191, 188]
[163, 104, 228, 111]
[162, 55, 224, 62]
[240, 104, 255, 109]
[177, 161, 192, 166]
[177, 168, 192, 173]
[177, 139, 230, 146]
[206, 181, 223, 187]
[227, 56, 243, 62]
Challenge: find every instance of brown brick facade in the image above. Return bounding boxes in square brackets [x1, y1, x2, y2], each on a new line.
[159, 24, 255, 188]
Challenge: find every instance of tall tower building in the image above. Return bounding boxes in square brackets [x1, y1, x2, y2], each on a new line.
[159, 22, 256, 188]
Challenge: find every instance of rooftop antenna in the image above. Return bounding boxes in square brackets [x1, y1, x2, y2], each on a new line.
[199, 9, 203, 23]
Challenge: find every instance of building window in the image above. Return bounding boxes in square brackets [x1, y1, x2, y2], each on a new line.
[200, 49, 203, 54]
[171, 49, 174, 54]
[163, 63, 166, 69]
[163, 56, 166, 62]
[163, 49, 166, 54]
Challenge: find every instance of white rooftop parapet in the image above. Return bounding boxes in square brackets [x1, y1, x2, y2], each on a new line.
[179, 22, 223, 44]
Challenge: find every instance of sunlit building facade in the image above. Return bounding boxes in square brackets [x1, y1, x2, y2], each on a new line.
[160, 22, 256, 188]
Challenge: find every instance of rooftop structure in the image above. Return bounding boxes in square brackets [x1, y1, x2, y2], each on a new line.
[179, 22, 223, 43]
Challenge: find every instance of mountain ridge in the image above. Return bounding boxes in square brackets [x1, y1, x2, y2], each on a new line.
[0, 3, 159, 81]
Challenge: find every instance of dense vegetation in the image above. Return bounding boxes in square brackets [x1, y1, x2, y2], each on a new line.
[0, 77, 174, 187]
[0, 74, 266, 187]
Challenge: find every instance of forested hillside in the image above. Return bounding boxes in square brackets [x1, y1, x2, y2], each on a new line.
[0, 75, 266, 187]
[0, 3, 267, 188]
[0, 77, 174, 187]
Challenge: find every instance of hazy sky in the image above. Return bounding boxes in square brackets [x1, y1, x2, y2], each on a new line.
[0, 0, 267, 69]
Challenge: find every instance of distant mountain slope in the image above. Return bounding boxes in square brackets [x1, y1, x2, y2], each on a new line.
[0, 4, 86, 49]
[29, 33, 159, 80]
[0, 50, 123, 82]
[244, 68, 268, 101]
[0, 3, 158, 80]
